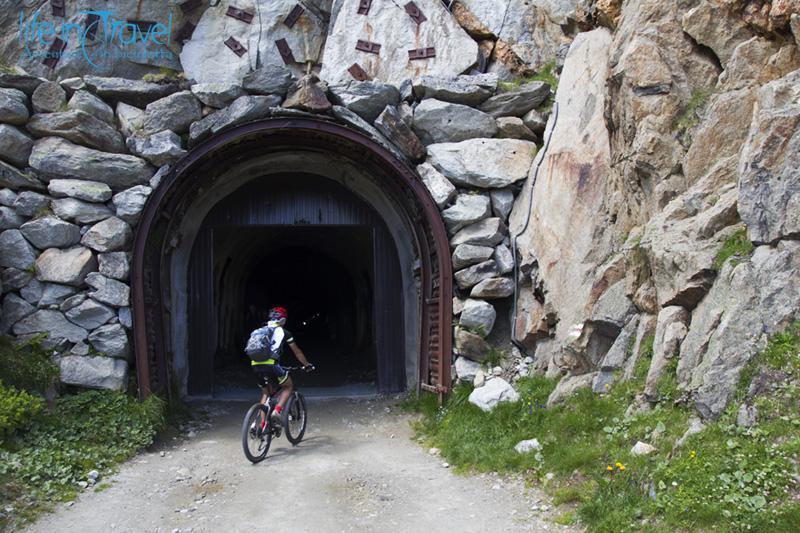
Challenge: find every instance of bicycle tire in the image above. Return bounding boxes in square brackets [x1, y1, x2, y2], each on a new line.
[284, 392, 307, 445]
[242, 403, 272, 463]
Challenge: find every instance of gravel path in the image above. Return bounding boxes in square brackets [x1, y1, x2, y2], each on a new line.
[25, 397, 576, 533]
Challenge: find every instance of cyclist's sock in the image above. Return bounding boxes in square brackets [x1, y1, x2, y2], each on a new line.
[274, 405, 283, 415]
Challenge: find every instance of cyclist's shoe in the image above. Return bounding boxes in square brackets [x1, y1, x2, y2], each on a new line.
[269, 410, 283, 427]
[250, 419, 268, 437]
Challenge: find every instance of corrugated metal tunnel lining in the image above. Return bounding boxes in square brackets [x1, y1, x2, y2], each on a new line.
[186, 174, 403, 395]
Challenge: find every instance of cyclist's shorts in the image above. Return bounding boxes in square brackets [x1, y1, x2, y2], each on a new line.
[253, 363, 289, 389]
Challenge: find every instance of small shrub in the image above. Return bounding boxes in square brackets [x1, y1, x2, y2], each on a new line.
[0, 336, 59, 394]
[673, 89, 712, 138]
[0, 383, 44, 444]
[713, 228, 754, 271]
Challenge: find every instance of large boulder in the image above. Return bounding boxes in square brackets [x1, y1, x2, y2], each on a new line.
[81, 217, 132, 253]
[455, 260, 499, 290]
[455, 356, 481, 382]
[19, 216, 81, 249]
[31, 81, 66, 113]
[470, 277, 514, 299]
[374, 106, 425, 162]
[412, 73, 498, 106]
[0, 229, 36, 269]
[242, 64, 294, 96]
[11, 191, 49, 217]
[48, 179, 112, 203]
[35, 247, 97, 286]
[181, 0, 327, 84]
[88, 324, 130, 359]
[455, 328, 490, 362]
[98, 253, 130, 281]
[0, 293, 35, 333]
[0, 124, 34, 167]
[459, 298, 497, 335]
[65, 299, 116, 330]
[67, 90, 115, 124]
[452, 244, 495, 270]
[451, 218, 507, 247]
[679, 241, 800, 419]
[29, 138, 154, 191]
[547, 373, 597, 406]
[58, 355, 128, 391]
[189, 95, 281, 145]
[86, 273, 130, 308]
[126, 131, 186, 167]
[26, 110, 126, 153]
[112, 186, 152, 225]
[416, 163, 456, 209]
[0, 88, 29, 125]
[468, 377, 520, 412]
[142, 91, 202, 134]
[427, 139, 536, 188]
[283, 75, 331, 112]
[479, 82, 551, 117]
[644, 306, 689, 400]
[0, 161, 45, 191]
[84, 77, 185, 107]
[0, 206, 24, 229]
[13, 309, 88, 344]
[328, 81, 400, 123]
[320, 0, 478, 86]
[442, 194, 492, 234]
[738, 69, 800, 244]
[51, 198, 113, 225]
[412, 99, 497, 144]
[190, 83, 246, 109]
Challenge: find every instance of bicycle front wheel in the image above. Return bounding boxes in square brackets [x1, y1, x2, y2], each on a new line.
[285, 392, 307, 445]
[242, 403, 272, 463]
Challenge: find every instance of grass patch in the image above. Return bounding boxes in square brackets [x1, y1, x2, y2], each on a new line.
[498, 60, 559, 92]
[713, 228, 754, 271]
[406, 324, 800, 531]
[673, 89, 712, 144]
[0, 337, 167, 530]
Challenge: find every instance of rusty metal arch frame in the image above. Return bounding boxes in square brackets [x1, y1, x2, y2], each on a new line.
[131, 116, 452, 401]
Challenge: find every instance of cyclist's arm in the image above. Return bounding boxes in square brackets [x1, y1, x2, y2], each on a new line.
[288, 342, 311, 367]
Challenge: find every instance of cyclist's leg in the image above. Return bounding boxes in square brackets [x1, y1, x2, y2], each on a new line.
[277, 375, 293, 409]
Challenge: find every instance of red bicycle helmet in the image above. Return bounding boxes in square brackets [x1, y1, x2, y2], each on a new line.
[269, 306, 288, 321]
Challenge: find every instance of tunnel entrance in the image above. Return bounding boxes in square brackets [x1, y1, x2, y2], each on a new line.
[186, 174, 404, 396]
[132, 117, 452, 401]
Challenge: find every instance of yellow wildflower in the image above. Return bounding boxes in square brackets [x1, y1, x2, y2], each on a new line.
[690, 450, 697, 458]
[619, 464, 626, 471]
[606, 465, 613, 471]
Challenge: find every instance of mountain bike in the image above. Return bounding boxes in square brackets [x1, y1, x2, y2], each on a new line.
[241, 366, 311, 463]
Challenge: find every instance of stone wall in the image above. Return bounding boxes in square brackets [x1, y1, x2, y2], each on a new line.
[1, 0, 799, 419]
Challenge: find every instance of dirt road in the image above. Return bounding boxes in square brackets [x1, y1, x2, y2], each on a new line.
[25, 397, 574, 533]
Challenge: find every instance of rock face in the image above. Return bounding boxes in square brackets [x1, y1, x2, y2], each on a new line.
[468, 377, 520, 412]
[510, 29, 614, 354]
[321, 0, 478, 86]
[29, 138, 154, 191]
[181, 0, 327, 85]
[679, 242, 800, 419]
[13, 310, 88, 344]
[428, 139, 536, 188]
[738, 70, 800, 244]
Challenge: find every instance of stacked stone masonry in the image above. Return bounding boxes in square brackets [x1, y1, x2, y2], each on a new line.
[0, 0, 797, 422]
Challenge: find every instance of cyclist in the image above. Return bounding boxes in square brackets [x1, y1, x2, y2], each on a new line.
[251, 306, 313, 425]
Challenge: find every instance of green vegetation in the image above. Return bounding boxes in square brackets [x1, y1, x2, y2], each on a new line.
[0, 337, 167, 530]
[713, 228, 754, 271]
[406, 324, 800, 531]
[498, 60, 560, 92]
[674, 89, 713, 144]
[142, 67, 186, 84]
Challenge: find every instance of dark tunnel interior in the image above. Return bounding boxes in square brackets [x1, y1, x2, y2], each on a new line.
[212, 226, 377, 393]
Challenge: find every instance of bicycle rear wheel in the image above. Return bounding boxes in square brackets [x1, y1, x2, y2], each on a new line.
[242, 403, 272, 463]
[285, 392, 307, 445]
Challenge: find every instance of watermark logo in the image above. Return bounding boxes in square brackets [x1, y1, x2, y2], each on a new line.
[18, 9, 174, 68]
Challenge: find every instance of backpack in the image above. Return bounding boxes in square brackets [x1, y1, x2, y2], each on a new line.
[245, 326, 276, 363]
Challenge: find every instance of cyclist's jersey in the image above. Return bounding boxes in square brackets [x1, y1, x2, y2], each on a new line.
[251, 322, 293, 366]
